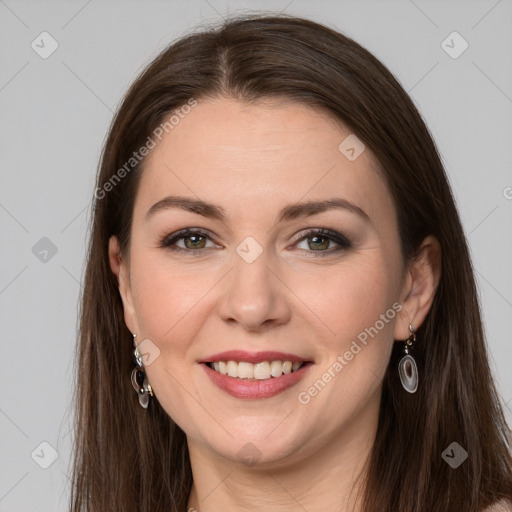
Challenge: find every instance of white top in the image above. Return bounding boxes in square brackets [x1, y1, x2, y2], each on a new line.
[484, 500, 512, 512]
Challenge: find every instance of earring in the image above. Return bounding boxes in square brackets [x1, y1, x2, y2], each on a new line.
[130, 334, 153, 408]
[398, 324, 419, 393]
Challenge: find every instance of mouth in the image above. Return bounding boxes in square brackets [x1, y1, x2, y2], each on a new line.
[199, 352, 314, 399]
[204, 360, 311, 380]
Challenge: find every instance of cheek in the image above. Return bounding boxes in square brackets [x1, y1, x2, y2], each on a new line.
[128, 254, 214, 425]
[293, 254, 400, 344]
[293, 260, 400, 412]
[128, 252, 213, 349]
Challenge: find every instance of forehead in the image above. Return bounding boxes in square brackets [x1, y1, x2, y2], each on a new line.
[135, 97, 394, 225]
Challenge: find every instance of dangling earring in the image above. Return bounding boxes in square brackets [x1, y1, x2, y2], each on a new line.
[398, 324, 419, 393]
[130, 334, 153, 408]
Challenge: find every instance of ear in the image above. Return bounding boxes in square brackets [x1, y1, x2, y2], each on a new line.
[108, 236, 139, 335]
[394, 235, 442, 340]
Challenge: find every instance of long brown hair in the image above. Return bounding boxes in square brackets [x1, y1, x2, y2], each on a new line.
[70, 14, 512, 512]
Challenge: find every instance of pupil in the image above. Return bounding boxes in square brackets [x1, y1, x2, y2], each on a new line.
[185, 235, 205, 249]
[309, 235, 328, 251]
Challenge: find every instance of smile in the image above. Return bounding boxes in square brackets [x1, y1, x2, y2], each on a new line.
[206, 360, 305, 380]
[201, 360, 314, 400]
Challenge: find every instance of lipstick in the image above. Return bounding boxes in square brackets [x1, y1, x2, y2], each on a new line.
[200, 360, 313, 399]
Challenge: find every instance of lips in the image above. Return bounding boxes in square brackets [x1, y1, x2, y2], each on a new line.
[199, 350, 314, 399]
[198, 350, 312, 365]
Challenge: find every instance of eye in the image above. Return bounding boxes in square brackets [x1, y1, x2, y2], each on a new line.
[159, 227, 351, 255]
[160, 228, 220, 252]
[294, 228, 351, 255]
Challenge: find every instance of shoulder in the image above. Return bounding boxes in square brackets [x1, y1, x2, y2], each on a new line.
[483, 500, 512, 512]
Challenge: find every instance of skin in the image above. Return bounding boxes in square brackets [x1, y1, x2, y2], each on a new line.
[109, 97, 441, 512]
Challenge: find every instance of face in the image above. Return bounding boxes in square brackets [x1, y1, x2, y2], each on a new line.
[112, 97, 412, 467]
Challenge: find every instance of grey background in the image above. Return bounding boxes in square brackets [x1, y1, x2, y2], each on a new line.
[0, 0, 511, 510]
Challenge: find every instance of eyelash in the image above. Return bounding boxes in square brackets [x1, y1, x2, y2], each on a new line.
[159, 228, 351, 256]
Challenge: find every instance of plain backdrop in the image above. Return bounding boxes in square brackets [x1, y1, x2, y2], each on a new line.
[0, 1, 511, 510]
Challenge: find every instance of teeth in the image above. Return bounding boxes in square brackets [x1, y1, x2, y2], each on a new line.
[253, 361, 270, 380]
[208, 360, 305, 379]
[227, 361, 238, 378]
[270, 360, 283, 377]
[238, 362, 254, 379]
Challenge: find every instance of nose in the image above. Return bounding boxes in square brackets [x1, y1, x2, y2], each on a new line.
[217, 247, 292, 332]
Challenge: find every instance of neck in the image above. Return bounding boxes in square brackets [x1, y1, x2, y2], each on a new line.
[186, 390, 380, 512]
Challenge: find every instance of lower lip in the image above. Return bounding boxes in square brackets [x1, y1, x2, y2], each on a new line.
[201, 362, 313, 399]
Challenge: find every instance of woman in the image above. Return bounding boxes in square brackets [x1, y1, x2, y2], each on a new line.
[70, 14, 512, 512]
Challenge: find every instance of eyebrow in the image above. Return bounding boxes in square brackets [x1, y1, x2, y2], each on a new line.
[146, 195, 370, 223]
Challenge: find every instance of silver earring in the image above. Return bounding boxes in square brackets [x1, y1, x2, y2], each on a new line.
[130, 334, 153, 408]
[398, 324, 419, 393]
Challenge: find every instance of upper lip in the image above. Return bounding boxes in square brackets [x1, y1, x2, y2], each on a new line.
[199, 350, 313, 364]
